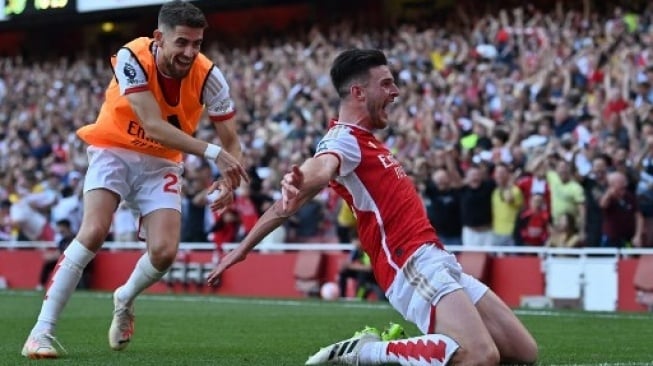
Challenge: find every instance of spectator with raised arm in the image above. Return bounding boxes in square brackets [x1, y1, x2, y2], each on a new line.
[492, 163, 524, 246]
[423, 147, 463, 246]
[600, 171, 643, 247]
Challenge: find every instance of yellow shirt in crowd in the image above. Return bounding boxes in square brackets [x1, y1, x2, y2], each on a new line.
[546, 171, 585, 221]
[491, 186, 524, 236]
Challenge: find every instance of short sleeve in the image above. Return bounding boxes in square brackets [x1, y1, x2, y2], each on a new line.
[114, 48, 148, 95]
[202, 66, 236, 122]
[315, 126, 361, 177]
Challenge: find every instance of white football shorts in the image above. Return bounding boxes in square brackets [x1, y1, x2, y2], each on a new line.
[84, 146, 183, 216]
[386, 244, 489, 334]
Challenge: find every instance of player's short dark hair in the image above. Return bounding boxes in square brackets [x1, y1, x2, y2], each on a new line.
[158, 0, 207, 30]
[330, 49, 388, 98]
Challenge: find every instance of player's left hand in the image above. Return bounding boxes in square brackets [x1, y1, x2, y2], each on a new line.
[206, 247, 246, 286]
[214, 149, 249, 190]
[206, 180, 233, 212]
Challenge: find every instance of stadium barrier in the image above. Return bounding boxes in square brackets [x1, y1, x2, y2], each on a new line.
[1, 241, 653, 312]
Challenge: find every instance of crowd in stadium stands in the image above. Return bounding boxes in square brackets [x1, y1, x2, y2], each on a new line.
[1, 2, 653, 250]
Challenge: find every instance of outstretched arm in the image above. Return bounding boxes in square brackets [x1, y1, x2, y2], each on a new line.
[128, 92, 248, 192]
[206, 154, 340, 285]
[115, 48, 248, 190]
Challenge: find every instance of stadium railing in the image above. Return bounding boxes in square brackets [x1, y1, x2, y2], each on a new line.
[3, 241, 653, 257]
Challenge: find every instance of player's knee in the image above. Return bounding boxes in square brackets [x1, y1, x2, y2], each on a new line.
[516, 338, 538, 364]
[77, 222, 111, 248]
[148, 241, 178, 269]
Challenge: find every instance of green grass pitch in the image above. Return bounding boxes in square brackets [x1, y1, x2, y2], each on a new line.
[1, 290, 652, 365]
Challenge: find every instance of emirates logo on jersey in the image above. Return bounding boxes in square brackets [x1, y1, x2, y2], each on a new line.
[378, 154, 408, 179]
[378, 154, 400, 169]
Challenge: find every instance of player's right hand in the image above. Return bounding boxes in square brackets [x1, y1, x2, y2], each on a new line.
[206, 180, 233, 212]
[215, 150, 249, 190]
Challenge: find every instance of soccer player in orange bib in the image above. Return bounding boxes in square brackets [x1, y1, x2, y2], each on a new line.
[207, 49, 537, 365]
[22, 0, 248, 359]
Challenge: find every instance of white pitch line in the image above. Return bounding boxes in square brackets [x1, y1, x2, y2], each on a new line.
[1, 290, 393, 310]
[515, 309, 653, 321]
[3, 291, 653, 319]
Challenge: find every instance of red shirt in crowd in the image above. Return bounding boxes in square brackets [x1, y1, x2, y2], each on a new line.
[517, 208, 550, 246]
[516, 175, 551, 215]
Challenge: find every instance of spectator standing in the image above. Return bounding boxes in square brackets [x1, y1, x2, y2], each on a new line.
[210, 204, 240, 255]
[180, 176, 211, 243]
[460, 165, 495, 246]
[423, 148, 463, 246]
[337, 238, 385, 301]
[232, 183, 260, 239]
[287, 195, 326, 243]
[37, 219, 85, 290]
[335, 199, 357, 244]
[0, 199, 13, 241]
[600, 171, 643, 247]
[491, 163, 524, 246]
[547, 213, 581, 248]
[516, 168, 551, 214]
[636, 179, 653, 247]
[514, 193, 550, 246]
[636, 136, 653, 246]
[547, 157, 586, 244]
[581, 154, 611, 246]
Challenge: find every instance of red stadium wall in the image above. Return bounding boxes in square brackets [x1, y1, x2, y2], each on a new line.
[0, 248, 648, 312]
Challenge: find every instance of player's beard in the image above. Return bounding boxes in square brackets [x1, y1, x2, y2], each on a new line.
[166, 55, 193, 79]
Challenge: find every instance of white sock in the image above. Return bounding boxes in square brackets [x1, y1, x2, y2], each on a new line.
[32, 240, 95, 336]
[359, 334, 459, 365]
[116, 252, 167, 305]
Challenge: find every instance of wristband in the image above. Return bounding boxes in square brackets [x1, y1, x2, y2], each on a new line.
[203, 143, 222, 161]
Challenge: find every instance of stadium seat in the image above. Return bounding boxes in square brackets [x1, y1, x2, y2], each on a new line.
[294, 251, 324, 297]
[634, 255, 653, 311]
[163, 261, 187, 288]
[185, 262, 203, 287]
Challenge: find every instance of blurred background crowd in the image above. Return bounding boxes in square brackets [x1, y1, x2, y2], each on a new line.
[1, 0, 653, 251]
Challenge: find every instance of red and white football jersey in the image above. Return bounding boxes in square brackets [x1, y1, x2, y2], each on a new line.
[315, 122, 444, 290]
